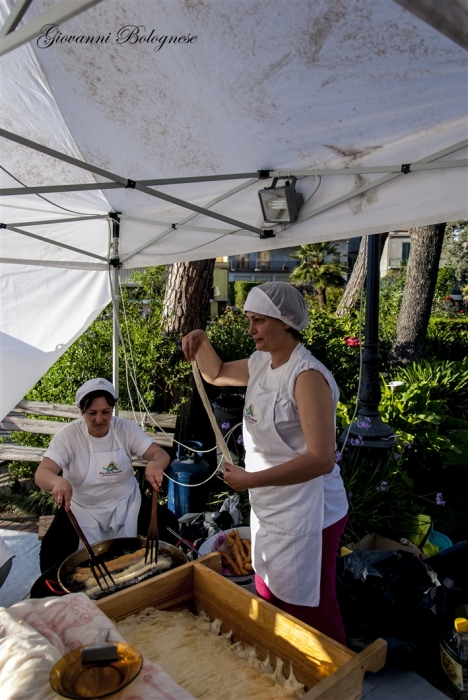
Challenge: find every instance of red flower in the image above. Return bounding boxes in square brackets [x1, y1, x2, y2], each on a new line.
[345, 336, 360, 347]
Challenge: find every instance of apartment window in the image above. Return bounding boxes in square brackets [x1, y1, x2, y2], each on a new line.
[256, 251, 271, 269]
[402, 242, 410, 264]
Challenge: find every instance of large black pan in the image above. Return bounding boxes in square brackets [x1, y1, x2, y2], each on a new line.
[57, 536, 188, 600]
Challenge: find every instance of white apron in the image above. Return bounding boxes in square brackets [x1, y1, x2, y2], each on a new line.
[69, 422, 141, 545]
[244, 384, 324, 607]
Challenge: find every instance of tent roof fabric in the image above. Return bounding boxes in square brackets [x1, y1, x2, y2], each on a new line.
[0, 0, 467, 417]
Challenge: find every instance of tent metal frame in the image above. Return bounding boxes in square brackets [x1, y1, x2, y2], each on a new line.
[2, 127, 466, 264]
[0, 0, 105, 56]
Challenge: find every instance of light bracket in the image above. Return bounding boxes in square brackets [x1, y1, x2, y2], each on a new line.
[258, 176, 304, 224]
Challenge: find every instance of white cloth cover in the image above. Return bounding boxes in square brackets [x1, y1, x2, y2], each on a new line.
[244, 282, 309, 330]
[75, 377, 117, 405]
[244, 344, 347, 606]
[0, 593, 196, 700]
[0, 0, 467, 417]
[0, 537, 13, 570]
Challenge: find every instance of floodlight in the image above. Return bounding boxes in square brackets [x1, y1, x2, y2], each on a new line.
[258, 177, 304, 223]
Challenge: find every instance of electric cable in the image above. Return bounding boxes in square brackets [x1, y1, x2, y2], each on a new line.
[108, 273, 227, 489]
[0, 164, 101, 216]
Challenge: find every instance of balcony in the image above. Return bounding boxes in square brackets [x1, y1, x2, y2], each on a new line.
[230, 260, 294, 272]
[388, 257, 405, 269]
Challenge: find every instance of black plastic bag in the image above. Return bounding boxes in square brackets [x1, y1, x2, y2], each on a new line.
[178, 510, 234, 553]
[424, 541, 468, 606]
[336, 549, 447, 661]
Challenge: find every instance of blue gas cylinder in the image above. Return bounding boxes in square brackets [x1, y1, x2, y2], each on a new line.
[167, 441, 211, 518]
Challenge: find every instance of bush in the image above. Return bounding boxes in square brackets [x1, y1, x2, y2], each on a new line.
[25, 267, 191, 413]
[337, 444, 419, 544]
[377, 359, 468, 479]
[232, 281, 261, 308]
[424, 317, 468, 361]
[207, 307, 255, 362]
[301, 305, 361, 402]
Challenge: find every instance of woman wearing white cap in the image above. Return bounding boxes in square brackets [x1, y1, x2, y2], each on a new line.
[183, 282, 348, 644]
[35, 378, 170, 572]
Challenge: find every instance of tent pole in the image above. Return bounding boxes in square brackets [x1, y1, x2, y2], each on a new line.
[110, 213, 120, 416]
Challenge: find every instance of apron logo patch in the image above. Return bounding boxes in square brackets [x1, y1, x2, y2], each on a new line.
[244, 403, 258, 424]
[100, 461, 122, 476]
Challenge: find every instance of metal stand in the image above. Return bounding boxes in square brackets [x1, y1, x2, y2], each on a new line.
[339, 234, 396, 449]
[110, 213, 120, 415]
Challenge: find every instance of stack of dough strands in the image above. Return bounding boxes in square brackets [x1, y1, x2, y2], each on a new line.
[192, 361, 232, 471]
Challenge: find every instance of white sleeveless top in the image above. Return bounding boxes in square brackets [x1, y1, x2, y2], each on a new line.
[247, 344, 348, 528]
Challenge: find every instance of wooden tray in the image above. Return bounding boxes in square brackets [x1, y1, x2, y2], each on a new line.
[96, 553, 386, 700]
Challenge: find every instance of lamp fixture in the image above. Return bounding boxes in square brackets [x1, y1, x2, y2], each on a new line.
[258, 176, 304, 224]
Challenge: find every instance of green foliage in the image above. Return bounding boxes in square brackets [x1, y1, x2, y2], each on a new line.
[424, 317, 468, 361]
[207, 307, 255, 362]
[338, 444, 420, 544]
[25, 267, 191, 413]
[443, 220, 468, 285]
[232, 281, 261, 308]
[301, 305, 361, 402]
[377, 359, 468, 481]
[290, 243, 348, 288]
[433, 266, 457, 306]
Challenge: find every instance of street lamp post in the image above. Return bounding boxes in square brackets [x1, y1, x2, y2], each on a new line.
[339, 234, 396, 449]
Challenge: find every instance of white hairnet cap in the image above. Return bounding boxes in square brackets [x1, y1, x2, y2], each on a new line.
[76, 378, 117, 406]
[244, 282, 308, 331]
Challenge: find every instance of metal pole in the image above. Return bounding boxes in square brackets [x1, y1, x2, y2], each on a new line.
[342, 233, 395, 445]
[110, 213, 120, 416]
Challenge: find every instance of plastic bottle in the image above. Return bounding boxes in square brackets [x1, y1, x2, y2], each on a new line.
[440, 617, 468, 698]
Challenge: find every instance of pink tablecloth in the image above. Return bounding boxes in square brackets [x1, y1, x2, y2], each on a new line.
[1, 592, 195, 700]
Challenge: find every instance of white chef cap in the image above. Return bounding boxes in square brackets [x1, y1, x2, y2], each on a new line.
[244, 282, 309, 331]
[75, 378, 117, 406]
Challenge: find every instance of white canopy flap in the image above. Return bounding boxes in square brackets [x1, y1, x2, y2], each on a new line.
[0, 0, 467, 417]
[0, 263, 111, 419]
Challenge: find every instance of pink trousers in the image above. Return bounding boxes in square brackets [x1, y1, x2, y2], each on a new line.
[254, 513, 348, 645]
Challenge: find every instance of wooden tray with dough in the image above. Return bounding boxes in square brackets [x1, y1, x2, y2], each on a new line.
[96, 553, 386, 700]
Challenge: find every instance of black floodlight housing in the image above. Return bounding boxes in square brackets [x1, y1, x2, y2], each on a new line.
[258, 177, 304, 224]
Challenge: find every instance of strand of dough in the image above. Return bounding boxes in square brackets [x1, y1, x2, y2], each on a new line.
[116, 607, 304, 700]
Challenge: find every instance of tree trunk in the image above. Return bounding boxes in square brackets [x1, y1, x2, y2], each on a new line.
[162, 259, 216, 451]
[336, 233, 388, 317]
[391, 224, 446, 366]
[317, 288, 326, 308]
[163, 259, 215, 336]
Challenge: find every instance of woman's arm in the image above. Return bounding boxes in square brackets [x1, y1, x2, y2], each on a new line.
[35, 457, 73, 510]
[223, 369, 336, 491]
[143, 443, 171, 491]
[182, 330, 249, 386]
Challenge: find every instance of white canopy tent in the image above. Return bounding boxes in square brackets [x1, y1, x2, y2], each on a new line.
[0, 0, 467, 419]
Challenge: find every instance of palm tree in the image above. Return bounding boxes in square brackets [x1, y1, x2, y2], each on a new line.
[290, 243, 348, 308]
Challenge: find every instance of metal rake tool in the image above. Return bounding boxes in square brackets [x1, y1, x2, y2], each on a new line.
[66, 508, 116, 591]
[145, 488, 159, 565]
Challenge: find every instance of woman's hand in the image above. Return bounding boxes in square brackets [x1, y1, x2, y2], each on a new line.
[182, 330, 208, 362]
[223, 463, 251, 491]
[51, 478, 73, 511]
[146, 461, 165, 491]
